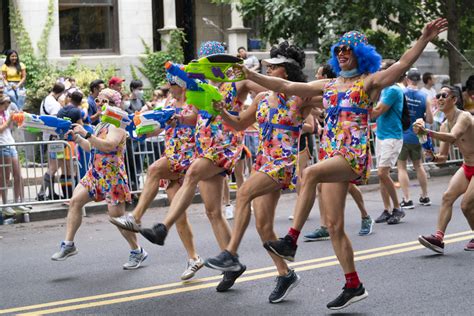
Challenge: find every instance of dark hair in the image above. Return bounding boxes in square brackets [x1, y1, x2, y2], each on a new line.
[4, 50, 21, 73]
[237, 47, 246, 51]
[466, 75, 474, 91]
[130, 79, 143, 91]
[70, 91, 83, 106]
[441, 85, 463, 109]
[320, 64, 336, 79]
[270, 41, 307, 82]
[422, 72, 433, 84]
[52, 82, 65, 94]
[89, 79, 105, 93]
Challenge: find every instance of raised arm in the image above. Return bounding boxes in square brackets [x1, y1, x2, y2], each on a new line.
[366, 18, 448, 96]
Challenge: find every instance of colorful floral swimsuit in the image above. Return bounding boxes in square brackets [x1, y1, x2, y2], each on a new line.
[255, 92, 303, 190]
[80, 122, 131, 205]
[195, 82, 244, 174]
[319, 78, 372, 184]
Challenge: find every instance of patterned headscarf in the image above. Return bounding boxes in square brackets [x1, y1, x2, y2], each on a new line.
[198, 41, 225, 58]
[337, 31, 368, 48]
[98, 88, 122, 108]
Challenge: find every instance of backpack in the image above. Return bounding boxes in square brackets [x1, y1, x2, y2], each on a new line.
[401, 95, 411, 131]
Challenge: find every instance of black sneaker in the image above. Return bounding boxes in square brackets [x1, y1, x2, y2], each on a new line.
[387, 208, 405, 225]
[327, 283, 368, 310]
[140, 223, 168, 245]
[263, 235, 297, 262]
[216, 264, 247, 292]
[400, 199, 415, 209]
[375, 210, 391, 223]
[419, 196, 431, 206]
[268, 269, 301, 303]
[205, 250, 242, 272]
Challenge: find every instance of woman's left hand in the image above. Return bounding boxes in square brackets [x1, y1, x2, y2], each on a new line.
[421, 18, 448, 42]
[72, 124, 87, 137]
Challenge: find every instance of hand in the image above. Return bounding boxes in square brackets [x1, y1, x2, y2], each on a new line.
[232, 64, 251, 80]
[213, 101, 225, 112]
[168, 114, 178, 128]
[421, 18, 448, 42]
[65, 130, 76, 141]
[413, 118, 426, 134]
[72, 124, 87, 137]
[424, 150, 435, 163]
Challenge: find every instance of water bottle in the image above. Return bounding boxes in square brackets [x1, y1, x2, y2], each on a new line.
[24, 213, 30, 223]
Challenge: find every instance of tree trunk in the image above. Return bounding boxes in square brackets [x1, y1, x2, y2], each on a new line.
[446, 0, 462, 85]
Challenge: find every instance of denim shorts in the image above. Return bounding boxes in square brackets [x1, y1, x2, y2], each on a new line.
[0, 146, 18, 158]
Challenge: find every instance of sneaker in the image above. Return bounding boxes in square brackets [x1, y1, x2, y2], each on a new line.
[51, 242, 78, 261]
[418, 234, 444, 254]
[387, 208, 405, 225]
[216, 264, 247, 292]
[109, 213, 141, 232]
[2, 207, 16, 217]
[123, 247, 148, 270]
[140, 223, 168, 245]
[400, 199, 415, 209]
[268, 269, 301, 303]
[327, 283, 368, 310]
[181, 256, 204, 280]
[14, 205, 31, 213]
[374, 210, 391, 223]
[205, 250, 242, 272]
[36, 193, 46, 201]
[358, 216, 375, 236]
[464, 239, 474, 251]
[224, 204, 234, 220]
[304, 226, 330, 241]
[263, 235, 297, 262]
[419, 196, 431, 206]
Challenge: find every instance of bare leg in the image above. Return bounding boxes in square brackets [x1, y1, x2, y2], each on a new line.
[378, 166, 400, 210]
[436, 168, 468, 232]
[0, 157, 11, 204]
[227, 172, 280, 254]
[397, 160, 410, 201]
[322, 182, 355, 274]
[318, 184, 326, 226]
[380, 182, 391, 210]
[108, 202, 139, 250]
[167, 180, 198, 259]
[11, 156, 24, 202]
[460, 177, 474, 230]
[292, 155, 359, 232]
[223, 176, 230, 205]
[348, 183, 368, 218]
[64, 184, 93, 241]
[234, 159, 245, 188]
[412, 159, 428, 198]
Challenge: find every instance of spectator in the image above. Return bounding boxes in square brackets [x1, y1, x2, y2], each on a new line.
[237, 47, 260, 72]
[87, 79, 105, 125]
[462, 75, 474, 115]
[315, 63, 336, 80]
[1, 50, 26, 109]
[37, 82, 66, 201]
[0, 95, 26, 215]
[124, 80, 145, 114]
[421, 72, 437, 101]
[109, 76, 125, 94]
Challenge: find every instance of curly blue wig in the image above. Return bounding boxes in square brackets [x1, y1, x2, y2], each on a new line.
[328, 31, 382, 76]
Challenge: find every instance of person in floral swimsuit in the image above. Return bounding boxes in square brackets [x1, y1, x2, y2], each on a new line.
[240, 19, 448, 310]
[204, 41, 318, 303]
[109, 74, 205, 281]
[140, 41, 265, 292]
[51, 88, 148, 270]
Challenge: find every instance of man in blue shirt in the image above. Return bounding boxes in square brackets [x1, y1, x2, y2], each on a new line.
[87, 79, 105, 125]
[371, 59, 405, 225]
[398, 69, 433, 209]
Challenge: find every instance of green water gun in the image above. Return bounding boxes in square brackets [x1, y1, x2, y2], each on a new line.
[184, 54, 244, 82]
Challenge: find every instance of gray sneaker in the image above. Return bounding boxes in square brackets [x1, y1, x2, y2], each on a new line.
[123, 248, 148, 270]
[359, 216, 375, 236]
[387, 208, 406, 225]
[181, 256, 204, 280]
[109, 213, 141, 233]
[51, 242, 78, 261]
[304, 226, 330, 241]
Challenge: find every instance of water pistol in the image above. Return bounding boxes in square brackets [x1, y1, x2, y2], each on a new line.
[101, 105, 133, 129]
[11, 112, 72, 139]
[165, 62, 222, 116]
[133, 108, 176, 136]
[184, 54, 244, 82]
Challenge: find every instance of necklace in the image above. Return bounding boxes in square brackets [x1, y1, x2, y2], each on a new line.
[447, 108, 461, 132]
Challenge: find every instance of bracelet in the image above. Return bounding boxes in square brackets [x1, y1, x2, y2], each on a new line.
[427, 130, 433, 138]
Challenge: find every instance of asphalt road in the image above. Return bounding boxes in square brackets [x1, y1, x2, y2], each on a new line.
[1, 175, 473, 315]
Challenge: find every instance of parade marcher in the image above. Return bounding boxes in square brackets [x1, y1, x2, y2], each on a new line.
[205, 41, 313, 303]
[236, 19, 447, 310]
[139, 41, 265, 292]
[109, 73, 205, 280]
[51, 88, 148, 270]
[415, 85, 474, 253]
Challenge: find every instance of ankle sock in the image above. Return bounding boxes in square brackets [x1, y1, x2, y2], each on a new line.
[131, 247, 142, 253]
[64, 240, 74, 246]
[287, 227, 300, 246]
[434, 230, 445, 241]
[345, 271, 361, 289]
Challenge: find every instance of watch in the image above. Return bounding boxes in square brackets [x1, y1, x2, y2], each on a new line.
[84, 132, 92, 139]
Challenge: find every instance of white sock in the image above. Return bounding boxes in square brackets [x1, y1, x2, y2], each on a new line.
[64, 241, 74, 246]
[132, 247, 141, 253]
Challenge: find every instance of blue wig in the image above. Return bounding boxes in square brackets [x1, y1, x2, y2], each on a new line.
[328, 31, 382, 76]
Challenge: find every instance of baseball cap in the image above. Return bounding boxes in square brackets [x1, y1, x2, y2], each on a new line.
[108, 76, 125, 86]
[406, 68, 421, 82]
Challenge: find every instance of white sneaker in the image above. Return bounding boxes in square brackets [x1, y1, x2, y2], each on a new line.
[2, 207, 16, 217]
[123, 247, 148, 270]
[109, 213, 141, 232]
[225, 204, 234, 220]
[181, 256, 204, 280]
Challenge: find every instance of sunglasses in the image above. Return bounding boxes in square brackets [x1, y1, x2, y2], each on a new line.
[267, 64, 284, 70]
[95, 98, 115, 105]
[436, 93, 452, 99]
[334, 45, 352, 55]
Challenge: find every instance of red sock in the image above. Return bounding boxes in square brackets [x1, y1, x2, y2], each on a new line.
[345, 271, 361, 289]
[434, 230, 445, 241]
[287, 227, 300, 246]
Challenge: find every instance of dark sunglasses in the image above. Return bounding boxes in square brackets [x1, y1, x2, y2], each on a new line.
[95, 98, 115, 105]
[334, 45, 352, 55]
[436, 93, 452, 99]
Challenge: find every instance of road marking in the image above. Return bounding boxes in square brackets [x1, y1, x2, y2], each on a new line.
[1, 231, 471, 315]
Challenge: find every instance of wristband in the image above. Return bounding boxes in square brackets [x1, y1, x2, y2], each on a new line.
[84, 132, 92, 139]
[427, 130, 433, 138]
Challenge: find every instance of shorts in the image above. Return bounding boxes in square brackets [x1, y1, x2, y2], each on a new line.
[462, 164, 474, 182]
[398, 143, 422, 162]
[375, 138, 403, 168]
[0, 146, 18, 158]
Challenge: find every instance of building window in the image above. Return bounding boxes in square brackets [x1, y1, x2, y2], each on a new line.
[59, 0, 118, 55]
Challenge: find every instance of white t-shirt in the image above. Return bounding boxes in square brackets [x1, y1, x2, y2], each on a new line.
[41, 94, 62, 140]
[420, 87, 436, 101]
[244, 55, 260, 69]
[0, 110, 15, 145]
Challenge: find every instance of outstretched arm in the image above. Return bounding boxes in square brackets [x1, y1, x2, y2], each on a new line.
[215, 93, 261, 131]
[414, 111, 471, 144]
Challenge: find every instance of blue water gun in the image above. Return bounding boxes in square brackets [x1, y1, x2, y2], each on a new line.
[133, 108, 176, 136]
[12, 112, 72, 139]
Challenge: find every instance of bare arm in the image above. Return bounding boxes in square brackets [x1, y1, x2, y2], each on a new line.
[73, 124, 125, 153]
[216, 93, 261, 131]
[2, 70, 8, 85]
[432, 123, 450, 164]
[415, 112, 471, 144]
[425, 98, 433, 124]
[0, 115, 13, 133]
[302, 113, 315, 134]
[371, 102, 391, 119]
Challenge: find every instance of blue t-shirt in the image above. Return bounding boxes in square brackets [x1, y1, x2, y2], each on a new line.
[87, 95, 99, 126]
[403, 88, 427, 144]
[376, 85, 404, 140]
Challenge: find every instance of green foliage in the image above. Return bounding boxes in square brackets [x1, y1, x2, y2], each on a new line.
[37, 0, 55, 60]
[130, 65, 139, 81]
[137, 29, 186, 89]
[59, 61, 116, 95]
